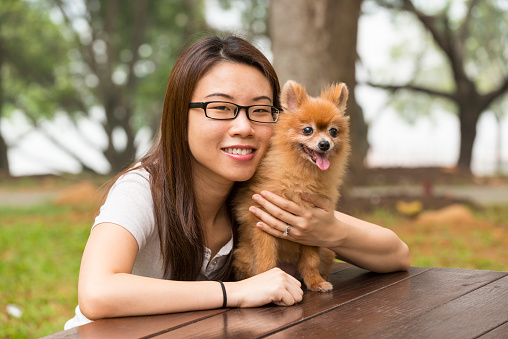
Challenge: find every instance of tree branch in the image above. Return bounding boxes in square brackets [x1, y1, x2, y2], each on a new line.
[14, 101, 100, 174]
[400, 0, 454, 61]
[458, 0, 480, 45]
[382, 0, 472, 96]
[367, 81, 456, 101]
[125, 0, 149, 94]
[480, 76, 508, 111]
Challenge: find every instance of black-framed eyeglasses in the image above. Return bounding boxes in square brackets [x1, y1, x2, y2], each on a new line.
[189, 101, 280, 123]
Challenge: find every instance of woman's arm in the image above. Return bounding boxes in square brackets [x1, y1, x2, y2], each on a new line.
[249, 191, 410, 273]
[78, 222, 303, 320]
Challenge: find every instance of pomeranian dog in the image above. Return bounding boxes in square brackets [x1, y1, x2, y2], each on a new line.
[232, 80, 350, 292]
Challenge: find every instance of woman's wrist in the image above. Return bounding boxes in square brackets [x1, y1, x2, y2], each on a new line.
[223, 281, 240, 308]
[217, 281, 227, 308]
[326, 213, 350, 249]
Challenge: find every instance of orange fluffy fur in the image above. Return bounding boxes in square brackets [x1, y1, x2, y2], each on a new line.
[232, 80, 351, 292]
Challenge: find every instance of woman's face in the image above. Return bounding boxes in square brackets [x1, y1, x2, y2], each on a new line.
[188, 62, 274, 184]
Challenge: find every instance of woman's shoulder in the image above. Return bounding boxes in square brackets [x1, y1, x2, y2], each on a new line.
[95, 165, 156, 247]
[118, 165, 150, 183]
[110, 165, 150, 192]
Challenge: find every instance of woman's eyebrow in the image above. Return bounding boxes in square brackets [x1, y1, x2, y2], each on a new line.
[204, 93, 272, 103]
[204, 93, 233, 100]
[253, 95, 272, 103]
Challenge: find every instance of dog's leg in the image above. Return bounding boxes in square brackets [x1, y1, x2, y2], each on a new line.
[298, 246, 333, 292]
[232, 246, 255, 280]
[319, 248, 336, 280]
[253, 228, 279, 275]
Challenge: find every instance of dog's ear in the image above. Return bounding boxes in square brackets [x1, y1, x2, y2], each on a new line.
[321, 83, 348, 112]
[281, 80, 308, 112]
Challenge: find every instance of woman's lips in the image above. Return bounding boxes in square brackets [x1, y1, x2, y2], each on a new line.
[222, 147, 256, 161]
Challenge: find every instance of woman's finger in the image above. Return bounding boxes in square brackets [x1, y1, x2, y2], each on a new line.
[273, 274, 303, 306]
[301, 192, 333, 210]
[255, 220, 295, 239]
[251, 195, 299, 227]
[258, 191, 303, 216]
[286, 279, 304, 303]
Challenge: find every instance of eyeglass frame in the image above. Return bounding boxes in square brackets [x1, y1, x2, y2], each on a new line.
[188, 101, 280, 123]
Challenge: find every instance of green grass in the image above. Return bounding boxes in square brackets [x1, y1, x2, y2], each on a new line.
[360, 204, 508, 271]
[0, 203, 93, 338]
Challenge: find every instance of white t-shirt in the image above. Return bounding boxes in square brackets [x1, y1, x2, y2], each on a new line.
[65, 168, 233, 329]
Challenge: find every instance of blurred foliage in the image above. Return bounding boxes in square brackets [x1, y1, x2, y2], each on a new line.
[0, 0, 80, 121]
[217, 0, 269, 38]
[367, 0, 508, 122]
[47, 0, 210, 173]
[1, 0, 211, 174]
[366, 0, 508, 171]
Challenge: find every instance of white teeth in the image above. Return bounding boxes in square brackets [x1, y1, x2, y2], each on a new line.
[225, 148, 253, 155]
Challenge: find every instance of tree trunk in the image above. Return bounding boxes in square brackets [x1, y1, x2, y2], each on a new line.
[102, 93, 137, 174]
[269, 0, 368, 172]
[457, 106, 480, 174]
[0, 33, 10, 177]
[0, 127, 9, 177]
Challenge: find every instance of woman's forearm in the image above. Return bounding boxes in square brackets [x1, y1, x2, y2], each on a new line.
[79, 274, 225, 320]
[78, 269, 303, 320]
[328, 211, 411, 273]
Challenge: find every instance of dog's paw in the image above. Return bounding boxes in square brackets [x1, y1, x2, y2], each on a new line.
[308, 281, 333, 292]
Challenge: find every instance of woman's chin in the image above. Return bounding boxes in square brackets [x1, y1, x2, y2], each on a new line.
[229, 170, 256, 183]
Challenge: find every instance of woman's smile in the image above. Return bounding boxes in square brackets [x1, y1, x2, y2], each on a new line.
[222, 146, 256, 161]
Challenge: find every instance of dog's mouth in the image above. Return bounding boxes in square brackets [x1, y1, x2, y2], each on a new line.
[302, 145, 330, 171]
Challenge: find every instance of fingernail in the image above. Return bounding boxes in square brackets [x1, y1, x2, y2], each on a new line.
[249, 206, 256, 214]
[252, 194, 260, 201]
[256, 222, 263, 228]
[260, 191, 267, 197]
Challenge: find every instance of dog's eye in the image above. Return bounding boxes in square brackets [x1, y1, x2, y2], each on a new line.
[329, 128, 338, 137]
[302, 127, 313, 135]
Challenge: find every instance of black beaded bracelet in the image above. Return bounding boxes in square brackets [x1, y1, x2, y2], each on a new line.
[218, 280, 227, 308]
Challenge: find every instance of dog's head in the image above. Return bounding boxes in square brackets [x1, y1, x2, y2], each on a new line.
[276, 80, 351, 171]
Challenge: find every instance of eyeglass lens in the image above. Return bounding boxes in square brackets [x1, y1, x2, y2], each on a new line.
[206, 102, 277, 122]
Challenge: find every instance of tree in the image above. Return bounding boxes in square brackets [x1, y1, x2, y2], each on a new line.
[0, 0, 78, 176]
[47, 0, 208, 174]
[369, 0, 508, 173]
[269, 0, 368, 173]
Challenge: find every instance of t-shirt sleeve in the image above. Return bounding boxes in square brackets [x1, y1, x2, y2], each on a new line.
[93, 169, 155, 250]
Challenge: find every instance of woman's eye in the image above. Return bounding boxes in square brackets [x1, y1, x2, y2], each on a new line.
[215, 106, 231, 111]
[253, 108, 270, 113]
[329, 128, 338, 137]
[303, 127, 313, 135]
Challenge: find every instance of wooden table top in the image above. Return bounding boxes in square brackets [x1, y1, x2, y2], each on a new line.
[45, 263, 508, 339]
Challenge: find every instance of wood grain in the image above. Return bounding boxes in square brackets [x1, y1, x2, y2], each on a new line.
[42, 265, 508, 339]
[43, 309, 228, 339]
[267, 268, 508, 338]
[154, 266, 429, 338]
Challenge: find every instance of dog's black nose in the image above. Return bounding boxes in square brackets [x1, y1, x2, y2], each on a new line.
[318, 141, 330, 151]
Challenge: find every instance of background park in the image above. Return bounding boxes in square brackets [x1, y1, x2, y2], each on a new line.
[1, 0, 507, 337]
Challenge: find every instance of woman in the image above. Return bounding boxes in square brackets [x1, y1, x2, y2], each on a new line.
[65, 35, 410, 329]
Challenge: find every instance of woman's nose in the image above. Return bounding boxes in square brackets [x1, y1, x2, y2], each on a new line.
[229, 109, 254, 136]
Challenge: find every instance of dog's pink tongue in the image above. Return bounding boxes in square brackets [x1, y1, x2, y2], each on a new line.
[316, 152, 330, 171]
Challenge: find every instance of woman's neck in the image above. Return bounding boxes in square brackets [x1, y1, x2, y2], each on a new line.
[192, 171, 234, 257]
[192, 168, 234, 226]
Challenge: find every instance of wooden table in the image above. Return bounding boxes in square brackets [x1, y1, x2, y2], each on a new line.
[45, 263, 508, 338]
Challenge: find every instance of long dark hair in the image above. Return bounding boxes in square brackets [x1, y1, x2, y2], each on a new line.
[110, 36, 280, 281]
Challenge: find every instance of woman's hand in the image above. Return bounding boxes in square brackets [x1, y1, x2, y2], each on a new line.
[249, 190, 344, 248]
[248, 190, 411, 273]
[227, 268, 303, 307]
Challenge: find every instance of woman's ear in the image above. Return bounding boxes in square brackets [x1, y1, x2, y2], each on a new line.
[281, 80, 308, 112]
